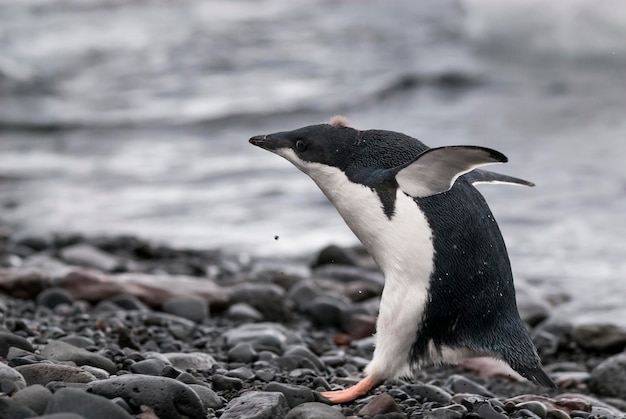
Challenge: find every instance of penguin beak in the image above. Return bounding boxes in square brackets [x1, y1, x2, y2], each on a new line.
[249, 134, 286, 152]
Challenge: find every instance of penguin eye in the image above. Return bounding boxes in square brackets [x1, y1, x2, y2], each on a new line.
[295, 140, 308, 152]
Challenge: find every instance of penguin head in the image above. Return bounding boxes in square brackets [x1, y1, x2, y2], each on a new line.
[249, 116, 361, 175]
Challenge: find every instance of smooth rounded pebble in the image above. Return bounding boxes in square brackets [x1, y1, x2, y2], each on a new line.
[446, 374, 495, 397]
[189, 384, 223, 410]
[87, 374, 204, 419]
[223, 322, 300, 352]
[162, 352, 216, 371]
[229, 283, 287, 321]
[12, 384, 52, 415]
[29, 414, 85, 419]
[40, 340, 116, 374]
[36, 287, 75, 309]
[285, 402, 347, 419]
[221, 391, 289, 419]
[15, 363, 97, 386]
[0, 331, 35, 358]
[589, 353, 626, 399]
[516, 401, 548, 419]
[401, 383, 452, 404]
[0, 396, 37, 418]
[0, 361, 27, 390]
[226, 302, 264, 321]
[162, 295, 208, 323]
[129, 358, 168, 376]
[282, 345, 325, 372]
[227, 342, 258, 363]
[358, 393, 402, 416]
[45, 387, 133, 419]
[264, 382, 316, 408]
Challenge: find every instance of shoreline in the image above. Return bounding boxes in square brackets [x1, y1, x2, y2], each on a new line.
[1, 227, 626, 418]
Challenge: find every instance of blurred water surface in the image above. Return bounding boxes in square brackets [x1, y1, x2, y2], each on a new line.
[1, 0, 625, 302]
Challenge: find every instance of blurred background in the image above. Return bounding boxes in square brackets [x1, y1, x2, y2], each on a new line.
[1, 0, 625, 302]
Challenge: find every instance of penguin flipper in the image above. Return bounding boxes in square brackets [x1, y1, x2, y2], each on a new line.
[395, 146, 507, 198]
[516, 364, 558, 388]
[465, 169, 535, 187]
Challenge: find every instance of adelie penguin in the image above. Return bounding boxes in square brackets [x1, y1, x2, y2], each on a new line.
[249, 116, 557, 403]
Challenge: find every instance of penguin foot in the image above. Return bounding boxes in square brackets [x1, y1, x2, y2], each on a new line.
[320, 376, 380, 403]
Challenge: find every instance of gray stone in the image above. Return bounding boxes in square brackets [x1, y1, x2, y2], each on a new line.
[58, 335, 95, 349]
[285, 402, 346, 419]
[45, 387, 133, 419]
[312, 244, 360, 267]
[223, 322, 301, 353]
[88, 374, 204, 419]
[221, 391, 289, 419]
[358, 393, 402, 416]
[162, 295, 208, 323]
[189, 384, 223, 410]
[40, 340, 116, 374]
[36, 288, 74, 309]
[129, 358, 168, 376]
[226, 366, 255, 381]
[401, 383, 452, 404]
[572, 323, 626, 352]
[589, 353, 626, 399]
[312, 264, 384, 286]
[0, 331, 34, 358]
[162, 352, 216, 371]
[264, 382, 316, 408]
[211, 374, 243, 391]
[475, 401, 508, 419]
[446, 374, 494, 397]
[282, 345, 325, 372]
[0, 361, 27, 390]
[109, 295, 150, 311]
[12, 384, 52, 415]
[0, 397, 36, 418]
[304, 295, 348, 328]
[60, 243, 119, 271]
[287, 282, 322, 308]
[227, 342, 258, 363]
[15, 363, 97, 386]
[428, 404, 468, 419]
[516, 401, 548, 419]
[29, 413, 85, 419]
[229, 283, 287, 321]
[226, 302, 264, 321]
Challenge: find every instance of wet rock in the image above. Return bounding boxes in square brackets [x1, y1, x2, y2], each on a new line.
[344, 313, 377, 339]
[88, 374, 204, 419]
[221, 391, 289, 419]
[286, 281, 322, 308]
[359, 393, 402, 416]
[44, 387, 133, 419]
[572, 323, 626, 352]
[516, 401, 548, 419]
[223, 322, 300, 353]
[36, 287, 74, 309]
[60, 243, 119, 272]
[475, 401, 508, 419]
[264, 382, 316, 408]
[109, 295, 151, 311]
[227, 342, 258, 363]
[59, 335, 96, 349]
[589, 353, 626, 399]
[0, 397, 36, 418]
[129, 358, 168, 376]
[189, 384, 223, 410]
[40, 340, 116, 374]
[282, 345, 325, 372]
[11, 384, 52, 415]
[304, 295, 348, 328]
[212, 374, 243, 391]
[162, 352, 216, 371]
[428, 404, 467, 419]
[285, 402, 346, 419]
[229, 283, 287, 321]
[226, 366, 255, 381]
[0, 331, 35, 358]
[162, 295, 208, 323]
[401, 383, 452, 404]
[226, 302, 264, 321]
[16, 363, 97, 386]
[446, 375, 494, 397]
[0, 362, 27, 390]
[312, 264, 384, 286]
[312, 245, 360, 267]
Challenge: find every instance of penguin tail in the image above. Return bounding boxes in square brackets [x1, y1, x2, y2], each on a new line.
[517, 365, 558, 388]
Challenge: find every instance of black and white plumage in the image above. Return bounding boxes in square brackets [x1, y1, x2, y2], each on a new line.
[249, 116, 556, 403]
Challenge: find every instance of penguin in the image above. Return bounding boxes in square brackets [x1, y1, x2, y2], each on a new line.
[249, 116, 556, 403]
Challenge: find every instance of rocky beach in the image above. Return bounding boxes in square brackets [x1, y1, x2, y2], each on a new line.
[1, 227, 626, 419]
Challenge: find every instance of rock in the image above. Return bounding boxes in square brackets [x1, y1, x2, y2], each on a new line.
[12, 384, 52, 415]
[358, 393, 402, 416]
[264, 382, 316, 408]
[0, 362, 27, 390]
[572, 323, 626, 352]
[189, 384, 223, 410]
[162, 352, 216, 371]
[162, 295, 208, 323]
[304, 295, 348, 328]
[401, 383, 452, 404]
[516, 401, 548, 419]
[40, 340, 116, 374]
[589, 353, 626, 399]
[0, 331, 35, 358]
[60, 243, 119, 271]
[281, 345, 325, 372]
[428, 404, 467, 419]
[129, 359, 168, 376]
[344, 313, 376, 339]
[285, 402, 346, 419]
[446, 375, 494, 397]
[36, 288, 74, 309]
[16, 363, 97, 386]
[29, 413, 85, 419]
[45, 387, 133, 419]
[312, 245, 360, 267]
[0, 397, 36, 418]
[88, 374, 204, 419]
[211, 374, 243, 391]
[58, 335, 96, 349]
[286, 281, 322, 308]
[226, 302, 264, 321]
[221, 391, 289, 419]
[109, 295, 150, 311]
[223, 322, 300, 353]
[227, 342, 258, 363]
[312, 264, 384, 286]
[226, 366, 255, 381]
[475, 401, 508, 419]
[229, 283, 287, 321]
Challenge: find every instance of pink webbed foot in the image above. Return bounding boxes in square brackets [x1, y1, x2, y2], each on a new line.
[320, 376, 381, 404]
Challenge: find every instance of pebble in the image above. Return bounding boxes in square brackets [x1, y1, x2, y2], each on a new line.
[264, 382, 317, 408]
[189, 384, 223, 410]
[221, 391, 289, 419]
[304, 295, 348, 328]
[226, 366, 255, 381]
[226, 302, 264, 321]
[0, 331, 34, 358]
[40, 340, 117, 374]
[162, 352, 216, 371]
[129, 358, 168, 376]
[0, 397, 36, 418]
[515, 401, 548, 419]
[11, 384, 52, 415]
[15, 363, 97, 386]
[227, 342, 258, 363]
[282, 345, 325, 371]
[162, 295, 208, 323]
[88, 374, 205, 419]
[572, 323, 626, 352]
[401, 383, 452, 404]
[588, 353, 626, 399]
[286, 281, 322, 308]
[212, 374, 243, 391]
[285, 402, 346, 419]
[312, 244, 360, 267]
[0, 361, 27, 390]
[60, 243, 120, 272]
[44, 387, 134, 419]
[445, 375, 494, 397]
[475, 401, 508, 419]
[223, 322, 298, 353]
[312, 264, 384, 286]
[359, 393, 402, 416]
[428, 404, 468, 419]
[229, 283, 287, 321]
[36, 288, 75, 309]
